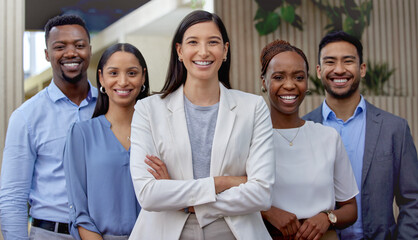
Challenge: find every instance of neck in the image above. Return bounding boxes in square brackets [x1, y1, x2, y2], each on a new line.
[270, 110, 304, 129]
[105, 105, 135, 127]
[183, 77, 220, 106]
[53, 78, 89, 106]
[325, 92, 361, 121]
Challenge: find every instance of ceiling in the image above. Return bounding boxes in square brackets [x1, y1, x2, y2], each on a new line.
[25, 0, 150, 32]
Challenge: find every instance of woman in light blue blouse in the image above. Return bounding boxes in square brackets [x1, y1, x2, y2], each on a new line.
[63, 43, 149, 239]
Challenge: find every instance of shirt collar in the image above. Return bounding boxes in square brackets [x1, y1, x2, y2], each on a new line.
[47, 79, 98, 103]
[322, 95, 366, 121]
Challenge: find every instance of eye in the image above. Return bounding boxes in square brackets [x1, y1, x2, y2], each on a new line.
[187, 40, 198, 45]
[76, 44, 85, 49]
[324, 60, 334, 65]
[208, 40, 220, 46]
[53, 45, 65, 50]
[108, 71, 117, 76]
[127, 71, 138, 77]
[295, 75, 305, 81]
[272, 75, 283, 81]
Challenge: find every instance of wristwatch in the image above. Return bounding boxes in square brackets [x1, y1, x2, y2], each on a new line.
[322, 210, 337, 225]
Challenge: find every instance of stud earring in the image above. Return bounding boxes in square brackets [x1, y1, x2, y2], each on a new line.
[261, 86, 267, 93]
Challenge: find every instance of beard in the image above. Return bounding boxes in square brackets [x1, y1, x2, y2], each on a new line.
[62, 71, 83, 84]
[322, 77, 360, 99]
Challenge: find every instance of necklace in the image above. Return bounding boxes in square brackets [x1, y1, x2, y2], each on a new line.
[276, 127, 301, 146]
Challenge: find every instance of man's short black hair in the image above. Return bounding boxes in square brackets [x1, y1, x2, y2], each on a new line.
[318, 31, 363, 64]
[44, 14, 90, 46]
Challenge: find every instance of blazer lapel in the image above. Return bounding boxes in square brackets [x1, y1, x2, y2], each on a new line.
[166, 86, 194, 180]
[361, 101, 382, 187]
[210, 84, 236, 176]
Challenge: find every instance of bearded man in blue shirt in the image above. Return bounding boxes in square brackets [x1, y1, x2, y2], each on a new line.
[0, 15, 97, 239]
[304, 31, 418, 239]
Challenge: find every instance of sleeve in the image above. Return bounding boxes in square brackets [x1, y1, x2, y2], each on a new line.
[130, 100, 217, 212]
[333, 130, 359, 202]
[194, 96, 275, 227]
[395, 120, 418, 239]
[0, 110, 36, 240]
[63, 123, 101, 240]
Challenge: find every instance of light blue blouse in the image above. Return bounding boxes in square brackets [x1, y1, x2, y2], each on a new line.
[64, 115, 140, 239]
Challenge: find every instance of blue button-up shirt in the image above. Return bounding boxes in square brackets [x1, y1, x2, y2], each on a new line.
[322, 96, 366, 240]
[0, 80, 97, 239]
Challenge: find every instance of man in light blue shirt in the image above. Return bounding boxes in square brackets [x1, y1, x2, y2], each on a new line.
[0, 15, 97, 239]
[304, 31, 418, 239]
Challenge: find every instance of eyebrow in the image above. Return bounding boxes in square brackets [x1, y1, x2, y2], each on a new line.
[184, 36, 222, 41]
[272, 70, 306, 75]
[322, 55, 356, 61]
[106, 66, 140, 70]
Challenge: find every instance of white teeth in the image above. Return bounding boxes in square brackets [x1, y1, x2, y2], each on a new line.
[63, 63, 79, 67]
[333, 79, 347, 83]
[194, 61, 212, 66]
[116, 90, 130, 94]
[280, 96, 296, 100]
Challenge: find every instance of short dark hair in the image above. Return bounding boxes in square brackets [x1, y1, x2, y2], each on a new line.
[260, 39, 309, 77]
[44, 14, 90, 46]
[159, 10, 231, 98]
[92, 43, 150, 118]
[318, 31, 363, 64]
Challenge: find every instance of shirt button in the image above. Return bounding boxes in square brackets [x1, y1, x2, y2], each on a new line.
[70, 205, 73, 209]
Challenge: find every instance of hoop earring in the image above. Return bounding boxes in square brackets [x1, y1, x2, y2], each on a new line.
[100, 86, 106, 94]
[141, 85, 146, 93]
[178, 57, 182, 62]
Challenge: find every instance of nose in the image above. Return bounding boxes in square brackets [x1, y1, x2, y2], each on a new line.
[333, 61, 346, 74]
[63, 45, 77, 58]
[198, 44, 209, 58]
[282, 78, 295, 90]
[118, 74, 129, 87]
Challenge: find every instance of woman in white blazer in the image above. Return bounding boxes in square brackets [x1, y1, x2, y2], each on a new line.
[129, 10, 275, 240]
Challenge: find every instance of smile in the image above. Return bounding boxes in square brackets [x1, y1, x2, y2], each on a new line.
[114, 89, 132, 96]
[332, 78, 348, 83]
[193, 61, 213, 66]
[63, 63, 80, 67]
[280, 95, 297, 100]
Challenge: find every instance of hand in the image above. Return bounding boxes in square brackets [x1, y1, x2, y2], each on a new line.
[262, 207, 300, 238]
[145, 155, 171, 180]
[295, 212, 329, 240]
[214, 176, 247, 194]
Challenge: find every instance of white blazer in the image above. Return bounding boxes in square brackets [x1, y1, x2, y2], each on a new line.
[129, 84, 275, 240]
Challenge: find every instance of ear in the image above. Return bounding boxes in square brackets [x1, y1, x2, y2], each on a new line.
[98, 69, 105, 87]
[360, 62, 366, 78]
[141, 68, 146, 86]
[223, 42, 229, 60]
[316, 64, 321, 79]
[45, 49, 50, 62]
[176, 43, 183, 60]
[261, 75, 267, 89]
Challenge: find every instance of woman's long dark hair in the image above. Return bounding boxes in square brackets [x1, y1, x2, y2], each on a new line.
[159, 10, 231, 99]
[92, 43, 150, 117]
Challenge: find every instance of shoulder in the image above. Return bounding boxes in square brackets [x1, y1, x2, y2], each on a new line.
[302, 105, 323, 122]
[366, 101, 408, 127]
[305, 121, 339, 139]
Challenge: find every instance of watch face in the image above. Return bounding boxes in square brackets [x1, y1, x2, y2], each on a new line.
[329, 212, 337, 224]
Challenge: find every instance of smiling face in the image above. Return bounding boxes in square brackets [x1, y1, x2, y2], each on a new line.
[263, 51, 308, 116]
[45, 24, 91, 84]
[99, 51, 145, 110]
[317, 41, 366, 99]
[176, 21, 229, 83]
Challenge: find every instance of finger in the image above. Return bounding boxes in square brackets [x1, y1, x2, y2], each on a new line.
[306, 228, 319, 240]
[295, 223, 307, 240]
[147, 155, 169, 176]
[144, 159, 162, 173]
[147, 168, 161, 179]
[290, 221, 299, 236]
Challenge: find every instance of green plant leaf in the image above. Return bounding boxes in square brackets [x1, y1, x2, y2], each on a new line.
[255, 12, 281, 36]
[254, 7, 268, 20]
[281, 5, 295, 23]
